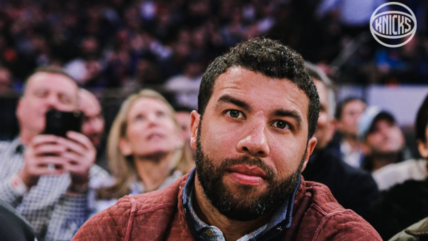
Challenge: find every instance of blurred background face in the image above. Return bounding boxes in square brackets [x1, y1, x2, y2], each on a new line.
[176, 111, 191, 143]
[0, 68, 11, 93]
[313, 79, 334, 151]
[337, 100, 366, 138]
[365, 118, 405, 155]
[17, 72, 78, 138]
[79, 90, 105, 147]
[120, 97, 180, 157]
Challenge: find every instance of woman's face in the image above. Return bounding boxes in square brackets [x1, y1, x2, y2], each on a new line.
[120, 97, 180, 157]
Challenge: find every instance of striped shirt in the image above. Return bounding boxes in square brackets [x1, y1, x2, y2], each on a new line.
[0, 138, 109, 241]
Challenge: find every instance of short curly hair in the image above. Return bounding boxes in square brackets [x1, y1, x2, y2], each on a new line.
[198, 37, 320, 138]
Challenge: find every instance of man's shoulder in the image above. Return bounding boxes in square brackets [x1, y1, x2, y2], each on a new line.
[301, 180, 346, 212]
[294, 180, 382, 240]
[299, 180, 372, 224]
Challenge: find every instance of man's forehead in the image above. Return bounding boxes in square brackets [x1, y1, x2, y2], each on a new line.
[26, 72, 77, 94]
[211, 67, 309, 118]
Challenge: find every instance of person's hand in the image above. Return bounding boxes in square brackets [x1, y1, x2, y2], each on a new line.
[19, 135, 68, 187]
[59, 131, 96, 187]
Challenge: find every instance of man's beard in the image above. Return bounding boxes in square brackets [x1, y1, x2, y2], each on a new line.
[195, 126, 306, 221]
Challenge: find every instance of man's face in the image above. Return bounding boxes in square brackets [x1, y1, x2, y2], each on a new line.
[190, 67, 317, 221]
[17, 72, 78, 138]
[337, 100, 366, 138]
[79, 91, 105, 147]
[365, 118, 405, 155]
[313, 79, 334, 151]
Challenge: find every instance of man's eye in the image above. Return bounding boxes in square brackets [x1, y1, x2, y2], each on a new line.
[226, 110, 244, 119]
[273, 120, 289, 129]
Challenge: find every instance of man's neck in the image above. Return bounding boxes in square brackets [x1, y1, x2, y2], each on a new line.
[193, 175, 271, 241]
[342, 135, 359, 150]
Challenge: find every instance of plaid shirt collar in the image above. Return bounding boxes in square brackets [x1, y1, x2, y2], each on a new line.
[182, 168, 300, 241]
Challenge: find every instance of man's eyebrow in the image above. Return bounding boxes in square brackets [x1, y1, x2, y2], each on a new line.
[274, 109, 303, 129]
[217, 95, 251, 112]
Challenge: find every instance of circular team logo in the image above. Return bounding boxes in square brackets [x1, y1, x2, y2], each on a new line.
[370, 2, 417, 48]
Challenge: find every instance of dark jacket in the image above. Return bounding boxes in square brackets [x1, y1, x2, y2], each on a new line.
[0, 199, 36, 241]
[369, 179, 428, 240]
[302, 147, 380, 221]
[73, 173, 381, 241]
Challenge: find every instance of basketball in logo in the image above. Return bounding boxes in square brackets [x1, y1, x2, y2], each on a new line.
[370, 2, 417, 48]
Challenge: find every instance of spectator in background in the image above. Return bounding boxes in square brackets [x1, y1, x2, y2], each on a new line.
[174, 104, 196, 160]
[78, 89, 107, 170]
[369, 94, 428, 240]
[0, 66, 12, 93]
[331, 97, 367, 168]
[371, 97, 428, 191]
[0, 67, 108, 241]
[358, 106, 412, 172]
[174, 105, 193, 145]
[302, 62, 379, 221]
[64, 37, 103, 88]
[95, 89, 194, 212]
[165, 54, 204, 110]
[0, 66, 19, 140]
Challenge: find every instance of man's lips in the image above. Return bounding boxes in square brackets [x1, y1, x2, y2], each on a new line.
[226, 164, 268, 186]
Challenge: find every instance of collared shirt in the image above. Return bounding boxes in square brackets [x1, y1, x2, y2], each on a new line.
[182, 169, 300, 241]
[0, 138, 109, 241]
[340, 140, 363, 168]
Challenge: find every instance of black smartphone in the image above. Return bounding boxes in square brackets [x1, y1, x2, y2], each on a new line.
[43, 109, 82, 137]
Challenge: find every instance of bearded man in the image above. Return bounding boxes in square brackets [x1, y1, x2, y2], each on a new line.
[74, 38, 381, 241]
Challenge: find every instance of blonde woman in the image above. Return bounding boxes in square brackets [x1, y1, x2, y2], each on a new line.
[95, 89, 194, 212]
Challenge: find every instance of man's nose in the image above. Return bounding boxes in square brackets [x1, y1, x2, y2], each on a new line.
[45, 94, 59, 109]
[236, 120, 270, 157]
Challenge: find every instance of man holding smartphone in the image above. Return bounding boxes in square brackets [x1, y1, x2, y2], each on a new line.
[0, 67, 108, 241]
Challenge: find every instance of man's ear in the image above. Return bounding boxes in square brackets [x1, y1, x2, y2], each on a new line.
[119, 137, 132, 156]
[190, 110, 201, 150]
[417, 140, 428, 159]
[301, 136, 317, 172]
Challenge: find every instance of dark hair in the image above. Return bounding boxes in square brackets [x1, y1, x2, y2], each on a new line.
[415, 94, 428, 143]
[198, 37, 320, 138]
[28, 66, 76, 83]
[335, 97, 367, 120]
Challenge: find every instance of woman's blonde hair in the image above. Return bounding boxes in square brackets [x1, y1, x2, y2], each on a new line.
[98, 89, 194, 199]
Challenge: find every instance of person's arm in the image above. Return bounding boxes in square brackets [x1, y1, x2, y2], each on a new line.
[44, 191, 91, 240]
[44, 131, 98, 240]
[0, 174, 28, 207]
[45, 165, 110, 241]
[73, 196, 133, 241]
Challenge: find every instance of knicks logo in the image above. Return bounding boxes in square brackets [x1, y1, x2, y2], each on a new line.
[370, 2, 417, 48]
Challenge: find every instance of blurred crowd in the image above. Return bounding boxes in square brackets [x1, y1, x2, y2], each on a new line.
[0, 0, 428, 92]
